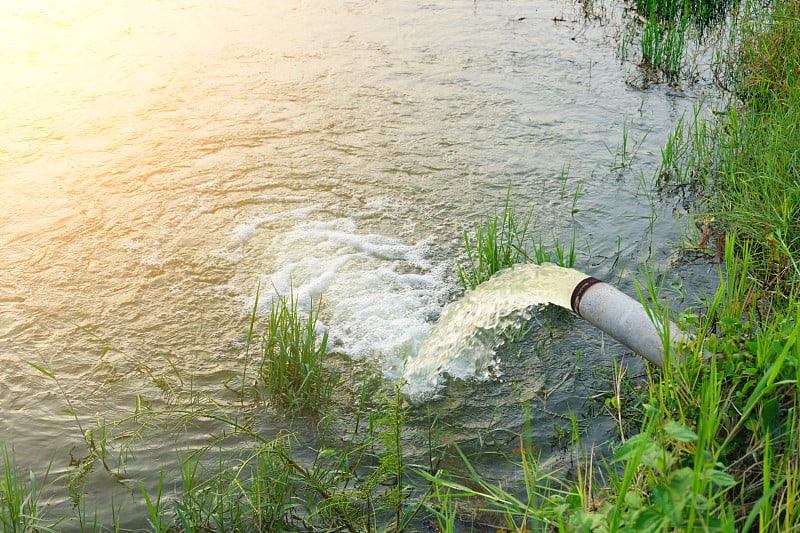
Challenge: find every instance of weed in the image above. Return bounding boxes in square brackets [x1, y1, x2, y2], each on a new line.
[621, 0, 741, 83]
[609, 118, 650, 170]
[0, 444, 54, 533]
[257, 288, 336, 416]
[456, 186, 532, 290]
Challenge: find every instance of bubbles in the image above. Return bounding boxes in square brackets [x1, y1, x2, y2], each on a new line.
[260, 216, 449, 381]
[402, 263, 589, 403]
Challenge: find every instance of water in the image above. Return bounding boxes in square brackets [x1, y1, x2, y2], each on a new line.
[403, 263, 589, 402]
[0, 0, 708, 525]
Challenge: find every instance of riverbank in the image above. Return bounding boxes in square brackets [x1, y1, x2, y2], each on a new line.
[568, 0, 800, 529]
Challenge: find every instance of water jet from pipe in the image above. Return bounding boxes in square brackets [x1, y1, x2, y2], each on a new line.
[402, 263, 685, 403]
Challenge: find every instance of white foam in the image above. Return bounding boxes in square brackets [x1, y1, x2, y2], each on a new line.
[217, 205, 321, 263]
[261, 217, 448, 381]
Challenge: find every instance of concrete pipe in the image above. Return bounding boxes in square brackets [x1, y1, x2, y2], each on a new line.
[570, 277, 686, 368]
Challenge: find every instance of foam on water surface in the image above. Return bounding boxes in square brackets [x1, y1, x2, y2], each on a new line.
[261, 216, 449, 380]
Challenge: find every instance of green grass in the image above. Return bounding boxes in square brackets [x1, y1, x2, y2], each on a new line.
[659, 0, 800, 301]
[621, 0, 741, 82]
[710, 0, 800, 301]
[612, 0, 800, 528]
[640, 10, 688, 80]
[5, 1, 800, 531]
[633, 0, 736, 30]
[456, 187, 533, 290]
[257, 287, 336, 417]
[429, 2, 800, 530]
[457, 186, 577, 291]
[0, 444, 53, 533]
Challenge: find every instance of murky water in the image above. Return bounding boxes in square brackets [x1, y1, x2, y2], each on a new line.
[1, 0, 706, 525]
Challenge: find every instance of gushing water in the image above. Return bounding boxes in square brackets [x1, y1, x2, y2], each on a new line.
[403, 263, 589, 402]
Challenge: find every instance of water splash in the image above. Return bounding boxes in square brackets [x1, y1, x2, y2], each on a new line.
[260, 216, 448, 380]
[403, 263, 588, 403]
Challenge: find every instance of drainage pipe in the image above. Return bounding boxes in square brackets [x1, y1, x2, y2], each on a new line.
[570, 277, 686, 368]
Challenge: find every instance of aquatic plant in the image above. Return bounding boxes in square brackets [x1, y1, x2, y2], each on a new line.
[0, 444, 52, 533]
[456, 188, 532, 290]
[633, 0, 737, 31]
[640, 10, 687, 80]
[257, 288, 336, 417]
[620, 0, 742, 83]
[457, 187, 578, 291]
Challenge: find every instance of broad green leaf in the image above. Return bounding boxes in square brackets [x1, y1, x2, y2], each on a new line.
[664, 421, 697, 443]
[706, 468, 736, 488]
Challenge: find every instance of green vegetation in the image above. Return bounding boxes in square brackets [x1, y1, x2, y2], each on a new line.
[625, 0, 800, 529]
[457, 187, 576, 291]
[3, 0, 800, 530]
[1, 445, 52, 533]
[660, 0, 800, 301]
[456, 188, 533, 290]
[618, 0, 742, 82]
[425, 0, 800, 521]
[256, 287, 336, 416]
[708, 0, 800, 301]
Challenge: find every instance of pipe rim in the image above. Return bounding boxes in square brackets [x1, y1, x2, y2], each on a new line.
[570, 276, 603, 315]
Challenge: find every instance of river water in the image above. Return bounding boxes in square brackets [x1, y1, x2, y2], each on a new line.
[1, 0, 706, 526]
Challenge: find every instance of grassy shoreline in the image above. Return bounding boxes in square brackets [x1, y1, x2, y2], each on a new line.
[3, 1, 800, 531]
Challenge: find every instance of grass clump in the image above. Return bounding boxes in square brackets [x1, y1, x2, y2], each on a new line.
[256, 287, 336, 417]
[456, 188, 533, 290]
[126, 382, 425, 532]
[457, 187, 577, 291]
[1, 444, 52, 533]
[622, 0, 741, 82]
[639, 4, 689, 80]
